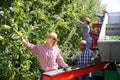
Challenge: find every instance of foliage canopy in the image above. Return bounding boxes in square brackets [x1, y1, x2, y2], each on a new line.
[0, 0, 103, 79]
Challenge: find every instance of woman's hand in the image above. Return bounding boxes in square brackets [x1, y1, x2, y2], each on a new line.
[20, 36, 28, 47]
[63, 66, 72, 71]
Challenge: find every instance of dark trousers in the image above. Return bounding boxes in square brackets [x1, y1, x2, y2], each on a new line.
[79, 74, 90, 80]
[40, 70, 44, 80]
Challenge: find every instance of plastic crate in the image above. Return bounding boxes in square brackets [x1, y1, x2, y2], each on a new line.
[90, 32, 99, 40]
[104, 70, 119, 80]
[92, 23, 102, 28]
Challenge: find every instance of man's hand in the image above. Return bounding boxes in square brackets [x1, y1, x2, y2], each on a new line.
[73, 17, 80, 23]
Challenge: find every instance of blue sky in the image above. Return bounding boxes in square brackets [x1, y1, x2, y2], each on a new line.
[101, 0, 120, 12]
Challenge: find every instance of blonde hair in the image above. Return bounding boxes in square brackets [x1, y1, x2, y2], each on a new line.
[53, 39, 58, 46]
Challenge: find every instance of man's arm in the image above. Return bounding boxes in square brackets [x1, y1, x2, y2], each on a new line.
[73, 17, 86, 28]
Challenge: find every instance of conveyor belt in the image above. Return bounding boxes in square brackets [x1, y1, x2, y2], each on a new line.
[43, 62, 109, 80]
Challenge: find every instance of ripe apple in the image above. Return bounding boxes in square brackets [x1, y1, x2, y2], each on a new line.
[0, 35, 4, 41]
[1, 25, 10, 30]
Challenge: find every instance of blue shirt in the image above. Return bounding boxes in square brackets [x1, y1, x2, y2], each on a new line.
[79, 22, 90, 39]
[78, 49, 95, 65]
[97, 15, 105, 24]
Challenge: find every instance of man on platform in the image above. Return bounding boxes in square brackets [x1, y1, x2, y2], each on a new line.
[74, 17, 91, 49]
[78, 40, 95, 80]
